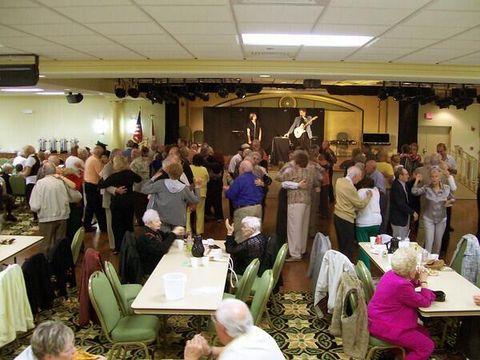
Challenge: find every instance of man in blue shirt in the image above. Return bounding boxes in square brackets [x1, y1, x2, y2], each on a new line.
[225, 160, 264, 243]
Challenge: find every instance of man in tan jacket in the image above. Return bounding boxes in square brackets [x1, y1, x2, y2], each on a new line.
[334, 166, 372, 260]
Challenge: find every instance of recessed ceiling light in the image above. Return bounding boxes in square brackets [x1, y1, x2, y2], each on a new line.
[259, 74, 271, 78]
[242, 33, 373, 47]
[1, 88, 44, 92]
[39, 74, 46, 78]
[37, 91, 65, 95]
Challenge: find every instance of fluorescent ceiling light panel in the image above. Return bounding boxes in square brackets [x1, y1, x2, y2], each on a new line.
[242, 33, 373, 47]
[1, 88, 44, 92]
[37, 91, 65, 95]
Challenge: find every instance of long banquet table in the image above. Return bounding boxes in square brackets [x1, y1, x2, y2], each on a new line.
[358, 242, 480, 317]
[131, 240, 229, 315]
[0, 235, 44, 263]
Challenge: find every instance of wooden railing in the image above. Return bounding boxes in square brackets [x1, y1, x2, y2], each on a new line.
[452, 145, 478, 193]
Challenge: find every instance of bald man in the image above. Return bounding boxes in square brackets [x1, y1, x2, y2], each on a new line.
[184, 299, 283, 360]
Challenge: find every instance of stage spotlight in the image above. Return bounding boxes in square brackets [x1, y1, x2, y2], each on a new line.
[435, 97, 452, 109]
[217, 85, 229, 98]
[127, 86, 139, 98]
[455, 97, 473, 110]
[179, 86, 196, 101]
[66, 92, 83, 104]
[377, 87, 388, 101]
[114, 82, 126, 98]
[419, 94, 436, 105]
[235, 86, 246, 99]
[195, 91, 209, 101]
[391, 88, 404, 101]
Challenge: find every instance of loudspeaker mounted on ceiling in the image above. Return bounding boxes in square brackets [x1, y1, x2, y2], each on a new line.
[0, 54, 39, 87]
[303, 79, 322, 88]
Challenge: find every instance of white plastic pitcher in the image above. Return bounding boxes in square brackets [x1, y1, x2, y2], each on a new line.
[163, 272, 187, 300]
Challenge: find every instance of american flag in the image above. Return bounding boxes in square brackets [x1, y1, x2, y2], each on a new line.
[133, 111, 143, 143]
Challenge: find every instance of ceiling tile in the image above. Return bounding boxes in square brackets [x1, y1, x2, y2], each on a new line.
[0, 8, 71, 25]
[329, 0, 430, 9]
[93, 51, 145, 60]
[0, 24, 30, 37]
[54, 6, 150, 23]
[354, 46, 421, 56]
[0, 36, 66, 48]
[429, 39, 480, 51]
[443, 53, 480, 65]
[320, 7, 413, 25]
[162, 22, 237, 35]
[426, 0, 480, 11]
[0, 0, 39, 7]
[403, 10, 480, 27]
[383, 26, 468, 40]
[109, 34, 177, 45]
[132, 49, 192, 59]
[368, 38, 433, 48]
[13, 23, 94, 36]
[346, 53, 398, 62]
[234, 3, 324, 23]
[312, 24, 388, 36]
[37, 0, 131, 6]
[239, 22, 312, 33]
[37, 51, 96, 60]
[136, 0, 228, 4]
[145, 5, 232, 22]
[174, 34, 238, 45]
[87, 22, 164, 35]
[452, 28, 480, 41]
[0, 46, 25, 54]
[396, 48, 476, 63]
[48, 35, 116, 47]
[295, 52, 348, 61]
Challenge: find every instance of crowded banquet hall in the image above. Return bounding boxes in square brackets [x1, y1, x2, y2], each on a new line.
[1, 1, 480, 359]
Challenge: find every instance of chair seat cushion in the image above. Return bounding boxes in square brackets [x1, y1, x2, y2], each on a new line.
[111, 315, 160, 342]
[121, 283, 142, 300]
[369, 335, 398, 347]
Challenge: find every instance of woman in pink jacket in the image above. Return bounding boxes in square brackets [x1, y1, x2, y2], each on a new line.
[367, 247, 436, 360]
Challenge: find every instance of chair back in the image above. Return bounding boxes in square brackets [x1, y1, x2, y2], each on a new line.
[355, 260, 375, 303]
[272, 243, 288, 288]
[88, 271, 121, 339]
[105, 261, 129, 315]
[250, 269, 274, 325]
[235, 258, 260, 302]
[9, 175, 26, 196]
[450, 237, 468, 273]
[71, 227, 85, 264]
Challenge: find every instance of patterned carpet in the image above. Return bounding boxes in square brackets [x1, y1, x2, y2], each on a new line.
[0, 206, 462, 360]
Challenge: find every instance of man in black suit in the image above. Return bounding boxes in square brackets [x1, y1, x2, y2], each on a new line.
[284, 109, 312, 149]
[390, 166, 418, 239]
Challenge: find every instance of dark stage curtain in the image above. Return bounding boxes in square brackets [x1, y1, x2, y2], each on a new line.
[397, 101, 419, 152]
[203, 107, 325, 155]
[165, 102, 179, 145]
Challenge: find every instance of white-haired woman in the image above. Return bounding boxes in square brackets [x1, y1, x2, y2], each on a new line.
[412, 168, 455, 254]
[137, 209, 185, 275]
[368, 247, 436, 360]
[224, 216, 267, 275]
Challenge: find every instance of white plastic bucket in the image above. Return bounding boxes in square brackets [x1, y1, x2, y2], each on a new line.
[163, 272, 187, 300]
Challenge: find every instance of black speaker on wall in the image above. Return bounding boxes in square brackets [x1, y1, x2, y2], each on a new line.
[0, 54, 39, 86]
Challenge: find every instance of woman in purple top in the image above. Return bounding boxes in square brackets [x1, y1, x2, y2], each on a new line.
[367, 247, 436, 360]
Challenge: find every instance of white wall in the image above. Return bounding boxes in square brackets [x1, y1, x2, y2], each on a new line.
[0, 95, 165, 152]
[418, 103, 480, 158]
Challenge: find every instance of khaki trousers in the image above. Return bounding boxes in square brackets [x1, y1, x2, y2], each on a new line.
[233, 204, 262, 243]
[187, 197, 206, 235]
[287, 203, 310, 258]
[39, 219, 67, 259]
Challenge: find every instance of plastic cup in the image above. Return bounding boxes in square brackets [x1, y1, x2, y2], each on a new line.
[163, 273, 186, 300]
[190, 257, 200, 267]
[369, 236, 376, 247]
[176, 239, 184, 250]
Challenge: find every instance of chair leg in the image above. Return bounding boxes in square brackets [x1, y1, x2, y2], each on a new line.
[140, 343, 151, 360]
[108, 344, 121, 360]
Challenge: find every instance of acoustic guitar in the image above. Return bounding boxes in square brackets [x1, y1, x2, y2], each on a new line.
[293, 116, 318, 138]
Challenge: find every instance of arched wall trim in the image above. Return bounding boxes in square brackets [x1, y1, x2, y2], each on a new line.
[213, 92, 365, 132]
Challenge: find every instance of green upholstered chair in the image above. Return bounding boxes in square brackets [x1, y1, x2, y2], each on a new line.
[104, 261, 142, 316]
[71, 227, 85, 265]
[250, 269, 274, 326]
[9, 175, 26, 202]
[224, 258, 260, 302]
[88, 271, 160, 360]
[355, 260, 375, 303]
[450, 238, 468, 274]
[347, 290, 405, 360]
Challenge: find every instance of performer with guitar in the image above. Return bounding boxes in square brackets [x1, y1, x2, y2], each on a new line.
[284, 109, 318, 149]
